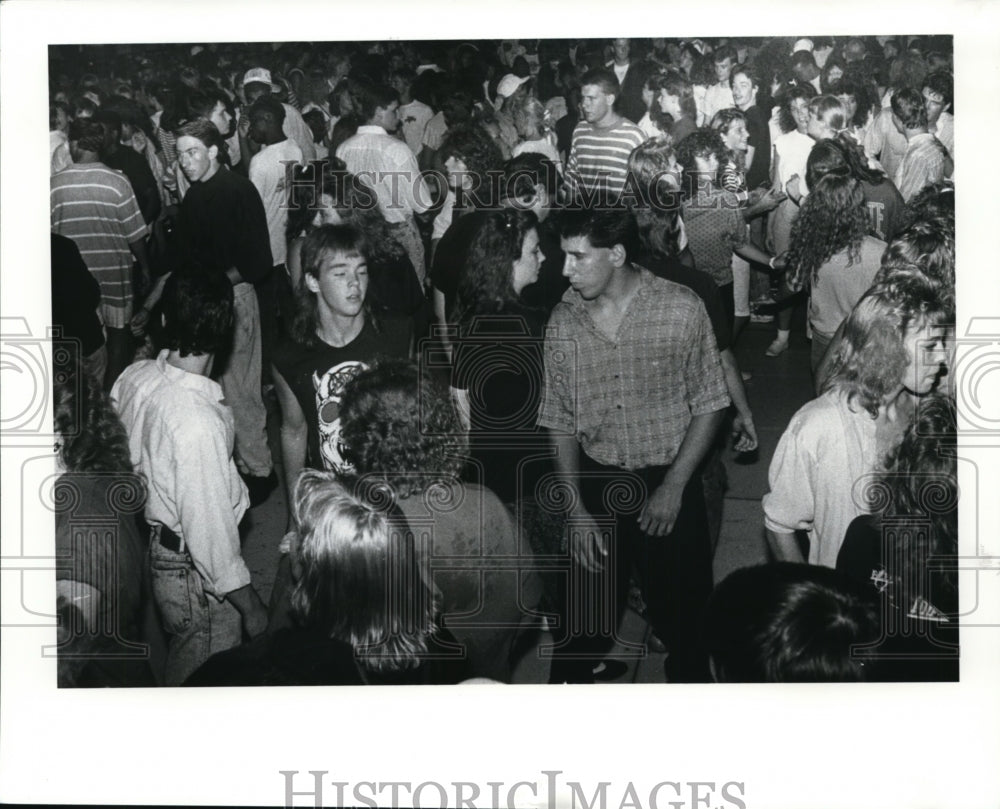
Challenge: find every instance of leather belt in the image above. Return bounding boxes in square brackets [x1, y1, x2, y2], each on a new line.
[151, 522, 184, 553]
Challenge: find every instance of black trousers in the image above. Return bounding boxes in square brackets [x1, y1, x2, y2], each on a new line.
[548, 452, 714, 683]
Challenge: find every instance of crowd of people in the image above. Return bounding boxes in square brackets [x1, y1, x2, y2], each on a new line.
[50, 34, 958, 687]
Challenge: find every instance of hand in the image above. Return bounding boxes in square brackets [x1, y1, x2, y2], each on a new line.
[732, 412, 759, 453]
[638, 480, 684, 537]
[758, 185, 787, 211]
[770, 251, 789, 272]
[567, 510, 607, 573]
[242, 599, 268, 639]
[238, 114, 251, 139]
[130, 307, 150, 337]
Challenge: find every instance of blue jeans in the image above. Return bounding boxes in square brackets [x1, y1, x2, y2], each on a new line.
[149, 536, 242, 685]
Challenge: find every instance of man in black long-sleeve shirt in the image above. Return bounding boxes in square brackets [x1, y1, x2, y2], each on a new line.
[170, 119, 275, 498]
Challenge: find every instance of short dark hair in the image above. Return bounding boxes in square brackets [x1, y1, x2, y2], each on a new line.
[579, 68, 620, 99]
[728, 63, 758, 89]
[891, 87, 927, 129]
[160, 271, 234, 357]
[68, 119, 105, 153]
[713, 45, 737, 64]
[174, 118, 226, 155]
[502, 152, 560, 201]
[354, 79, 398, 122]
[249, 94, 286, 125]
[922, 69, 953, 108]
[705, 563, 878, 682]
[553, 205, 639, 263]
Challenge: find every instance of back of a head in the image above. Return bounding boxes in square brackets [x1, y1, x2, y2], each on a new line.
[705, 563, 878, 683]
[68, 118, 106, 153]
[289, 469, 434, 672]
[891, 87, 927, 130]
[355, 79, 398, 122]
[161, 271, 234, 358]
[502, 152, 560, 203]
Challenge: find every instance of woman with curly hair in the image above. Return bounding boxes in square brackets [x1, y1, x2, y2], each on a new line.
[429, 123, 506, 354]
[338, 358, 541, 682]
[764, 82, 818, 357]
[676, 129, 779, 330]
[285, 163, 425, 322]
[187, 470, 471, 685]
[53, 358, 154, 686]
[782, 170, 887, 372]
[448, 208, 551, 504]
[830, 74, 879, 148]
[764, 269, 948, 570]
[836, 391, 958, 681]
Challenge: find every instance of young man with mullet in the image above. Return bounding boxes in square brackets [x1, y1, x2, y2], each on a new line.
[112, 273, 269, 686]
[538, 207, 730, 684]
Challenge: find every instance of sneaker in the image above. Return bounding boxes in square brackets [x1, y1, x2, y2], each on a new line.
[765, 337, 788, 357]
[741, 370, 753, 382]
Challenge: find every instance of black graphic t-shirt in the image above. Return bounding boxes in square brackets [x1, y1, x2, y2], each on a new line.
[273, 316, 412, 474]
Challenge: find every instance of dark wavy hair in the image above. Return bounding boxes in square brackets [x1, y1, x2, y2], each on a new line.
[439, 122, 505, 191]
[877, 218, 955, 318]
[626, 137, 683, 259]
[901, 180, 954, 230]
[829, 75, 878, 129]
[805, 136, 885, 188]
[876, 392, 957, 607]
[291, 223, 374, 348]
[338, 358, 467, 499]
[785, 172, 868, 288]
[161, 271, 234, 357]
[675, 128, 725, 198]
[53, 360, 133, 474]
[824, 269, 947, 418]
[289, 470, 437, 673]
[452, 208, 539, 328]
[776, 83, 817, 134]
[710, 107, 748, 172]
[660, 70, 697, 123]
[891, 87, 927, 130]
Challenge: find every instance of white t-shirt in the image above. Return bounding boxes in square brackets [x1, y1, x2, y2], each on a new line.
[249, 138, 303, 267]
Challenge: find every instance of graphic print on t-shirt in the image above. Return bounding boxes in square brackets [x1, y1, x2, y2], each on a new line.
[313, 360, 367, 473]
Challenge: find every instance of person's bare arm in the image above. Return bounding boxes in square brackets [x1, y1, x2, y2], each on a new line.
[766, 528, 806, 563]
[550, 430, 606, 572]
[225, 583, 268, 639]
[272, 364, 308, 528]
[719, 348, 758, 452]
[639, 408, 726, 536]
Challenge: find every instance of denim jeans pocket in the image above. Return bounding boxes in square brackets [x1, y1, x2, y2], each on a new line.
[150, 546, 197, 635]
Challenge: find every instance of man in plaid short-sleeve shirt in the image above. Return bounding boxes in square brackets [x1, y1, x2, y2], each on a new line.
[538, 207, 729, 683]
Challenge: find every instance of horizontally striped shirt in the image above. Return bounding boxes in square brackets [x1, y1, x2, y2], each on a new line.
[564, 118, 646, 198]
[51, 163, 148, 328]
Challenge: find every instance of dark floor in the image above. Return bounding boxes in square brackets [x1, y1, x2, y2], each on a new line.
[239, 316, 818, 684]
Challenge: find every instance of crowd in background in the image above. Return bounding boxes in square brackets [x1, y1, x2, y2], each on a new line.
[49, 34, 957, 686]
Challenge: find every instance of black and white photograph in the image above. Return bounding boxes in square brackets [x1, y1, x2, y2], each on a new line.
[1, 1, 999, 807]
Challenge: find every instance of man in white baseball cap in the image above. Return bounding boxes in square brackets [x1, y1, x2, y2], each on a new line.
[240, 66, 315, 164]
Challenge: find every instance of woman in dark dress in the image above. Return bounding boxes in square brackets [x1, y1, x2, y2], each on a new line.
[449, 208, 550, 506]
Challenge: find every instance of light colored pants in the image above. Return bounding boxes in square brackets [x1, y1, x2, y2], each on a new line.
[221, 282, 272, 477]
[732, 254, 751, 318]
[149, 536, 242, 686]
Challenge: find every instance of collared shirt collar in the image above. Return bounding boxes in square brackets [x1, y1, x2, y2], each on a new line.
[356, 125, 388, 135]
[155, 349, 224, 401]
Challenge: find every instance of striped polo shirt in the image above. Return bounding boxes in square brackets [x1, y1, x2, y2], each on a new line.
[564, 118, 646, 197]
[51, 163, 148, 329]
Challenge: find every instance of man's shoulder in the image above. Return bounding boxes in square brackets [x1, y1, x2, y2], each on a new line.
[640, 269, 703, 310]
